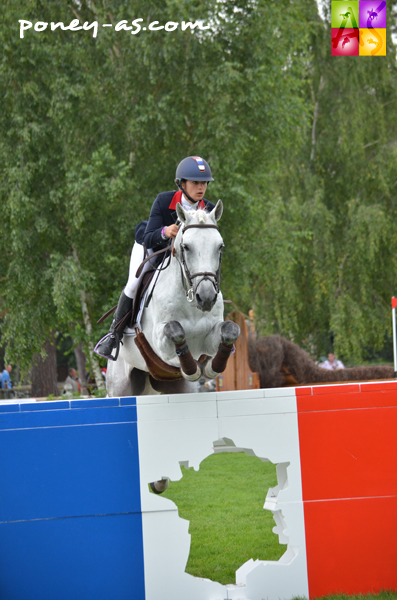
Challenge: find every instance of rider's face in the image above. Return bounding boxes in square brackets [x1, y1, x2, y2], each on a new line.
[182, 180, 208, 203]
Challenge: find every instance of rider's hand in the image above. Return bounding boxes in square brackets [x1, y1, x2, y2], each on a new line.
[166, 224, 178, 238]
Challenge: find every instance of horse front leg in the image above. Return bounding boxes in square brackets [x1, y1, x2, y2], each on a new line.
[204, 320, 240, 379]
[163, 321, 201, 382]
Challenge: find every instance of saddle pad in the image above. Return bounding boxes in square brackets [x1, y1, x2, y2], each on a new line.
[134, 331, 183, 382]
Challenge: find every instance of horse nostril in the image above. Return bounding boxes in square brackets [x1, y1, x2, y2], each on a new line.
[196, 292, 216, 312]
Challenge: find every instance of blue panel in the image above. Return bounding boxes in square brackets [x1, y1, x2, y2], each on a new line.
[0, 421, 141, 522]
[0, 403, 20, 413]
[70, 397, 120, 409]
[0, 405, 137, 430]
[20, 400, 70, 412]
[120, 397, 137, 406]
[0, 514, 145, 600]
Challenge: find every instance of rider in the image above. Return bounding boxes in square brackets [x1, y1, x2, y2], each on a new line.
[95, 156, 215, 361]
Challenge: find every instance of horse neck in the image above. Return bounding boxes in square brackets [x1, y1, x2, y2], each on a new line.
[154, 237, 193, 300]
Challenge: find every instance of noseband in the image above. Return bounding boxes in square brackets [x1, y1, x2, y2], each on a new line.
[176, 223, 223, 303]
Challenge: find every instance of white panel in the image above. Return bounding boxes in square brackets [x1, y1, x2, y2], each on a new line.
[137, 399, 217, 421]
[264, 387, 297, 398]
[169, 391, 218, 403]
[136, 394, 169, 405]
[217, 396, 298, 418]
[142, 510, 227, 600]
[216, 389, 266, 401]
[137, 388, 309, 600]
[137, 405, 219, 513]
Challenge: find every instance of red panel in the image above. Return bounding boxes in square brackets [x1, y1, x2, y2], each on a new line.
[296, 387, 312, 396]
[304, 496, 397, 598]
[361, 380, 397, 392]
[312, 383, 360, 395]
[298, 390, 397, 412]
[298, 405, 397, 500]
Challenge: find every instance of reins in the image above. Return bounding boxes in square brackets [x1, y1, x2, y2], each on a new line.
[135, 222, 223, 305]
[135, 243, 173, 279]
[96, 220, 225, 327]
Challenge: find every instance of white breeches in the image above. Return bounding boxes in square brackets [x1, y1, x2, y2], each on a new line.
[124, 242, 154, 299]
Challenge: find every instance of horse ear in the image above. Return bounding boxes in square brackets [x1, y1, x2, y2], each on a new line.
[210, 199, 223, 222]
[176, 202, 187, 223]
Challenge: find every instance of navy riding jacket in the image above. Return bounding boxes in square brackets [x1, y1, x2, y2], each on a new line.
[135, 190, 215, 251]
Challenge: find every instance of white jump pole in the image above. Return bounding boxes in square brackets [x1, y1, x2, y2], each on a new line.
[392, 297, 397, 377]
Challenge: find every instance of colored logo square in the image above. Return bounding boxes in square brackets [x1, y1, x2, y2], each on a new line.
[359, 1, 387, 28]
[331, 28, 359, 55]
[359, 28, 386, 54]
[331, 1, 359, 28]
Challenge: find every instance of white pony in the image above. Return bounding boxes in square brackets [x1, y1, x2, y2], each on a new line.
[106, 200, 240, 398]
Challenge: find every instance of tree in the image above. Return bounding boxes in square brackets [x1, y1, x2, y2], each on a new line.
[241, 1, 397, 362]
[1, 0, 314, 375]
[31, 333, 58, 397]
[2, 0, 396, 375]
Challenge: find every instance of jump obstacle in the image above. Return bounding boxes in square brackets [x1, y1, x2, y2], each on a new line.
[1, 381, 397, 600]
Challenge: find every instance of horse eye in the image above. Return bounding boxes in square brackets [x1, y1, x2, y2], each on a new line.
[183, 244, 190, 251]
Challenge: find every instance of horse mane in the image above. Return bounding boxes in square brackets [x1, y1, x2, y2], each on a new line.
[195, 209, 208, 224]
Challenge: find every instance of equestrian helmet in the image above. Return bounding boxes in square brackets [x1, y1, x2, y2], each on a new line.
[175, 156, 214, 183]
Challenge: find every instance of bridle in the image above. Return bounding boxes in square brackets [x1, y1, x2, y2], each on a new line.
[175, 223, 224, 303]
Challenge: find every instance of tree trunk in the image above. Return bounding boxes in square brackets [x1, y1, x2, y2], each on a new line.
[31, 332, 59, 398]
[310, 75, 325, 162]
[72, 246, 104, 389]
[74, 342, 87, 384]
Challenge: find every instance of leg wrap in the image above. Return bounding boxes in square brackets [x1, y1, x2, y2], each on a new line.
[175, 340, 201, 379]
[205, 343, 234, 378]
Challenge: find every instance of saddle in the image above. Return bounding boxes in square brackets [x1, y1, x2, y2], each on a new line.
[134, 330, 183, 381]
[97, 248, 169, 331]
[97, 268, 157, 331]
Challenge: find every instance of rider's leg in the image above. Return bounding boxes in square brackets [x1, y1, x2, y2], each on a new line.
[95, 243, 154, 361]
[124, 243, 154, 299]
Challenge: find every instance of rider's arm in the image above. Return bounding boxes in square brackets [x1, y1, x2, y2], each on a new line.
[143, 195, 169, 249]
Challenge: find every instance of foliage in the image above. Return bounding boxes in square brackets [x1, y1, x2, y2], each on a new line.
[92, 387, 107, 398]
[1, 0, 397, 369]
[232, 2, 397, 362]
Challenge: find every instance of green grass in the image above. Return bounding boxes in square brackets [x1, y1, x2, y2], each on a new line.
[303, 594, 397, 600]
[160, 451, 286, 585]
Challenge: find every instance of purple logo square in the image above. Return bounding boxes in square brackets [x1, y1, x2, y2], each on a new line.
[359, 1, 387, 28]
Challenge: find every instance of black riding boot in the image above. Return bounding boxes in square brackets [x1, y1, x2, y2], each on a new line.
[94, 291, 133, 361]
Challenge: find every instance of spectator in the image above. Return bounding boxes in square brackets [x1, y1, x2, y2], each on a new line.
[63, 368, 82, 396]
[320, 353, 344, 370]
[0, 365, 13, 399]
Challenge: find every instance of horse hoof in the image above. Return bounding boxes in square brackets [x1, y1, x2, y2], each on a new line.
[164, 321, 185, 345]
[150, 478, 170, 494]
[221, 321, 240, 345]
